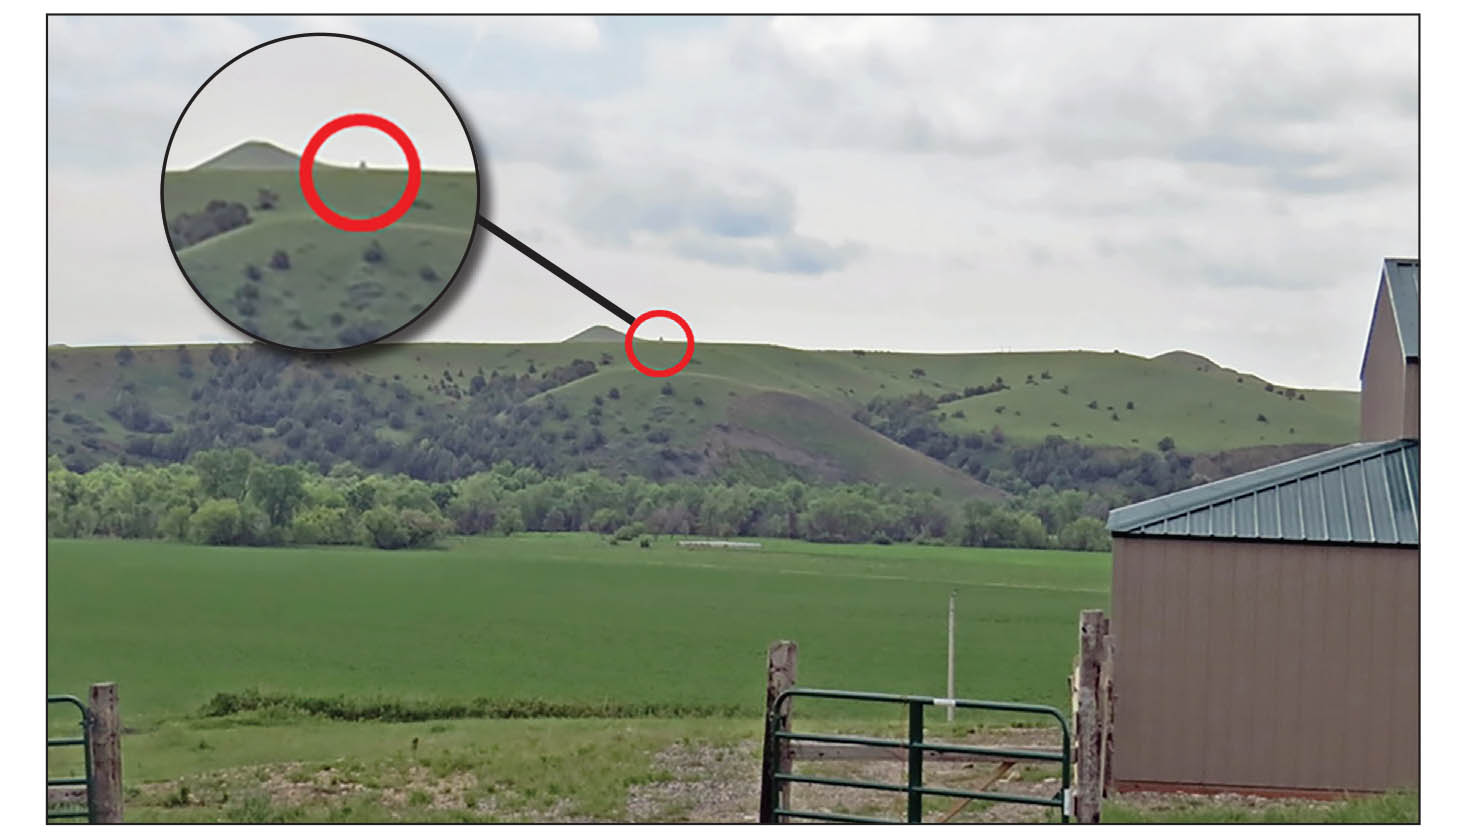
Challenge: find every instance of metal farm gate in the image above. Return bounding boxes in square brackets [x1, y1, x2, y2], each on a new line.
[47, 694, 95, 821]
[759, 688, 1074, 824]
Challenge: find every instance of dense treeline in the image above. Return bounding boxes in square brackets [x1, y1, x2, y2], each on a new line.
[853, 392, 1199, 501]
[47, 450, 1112, 552]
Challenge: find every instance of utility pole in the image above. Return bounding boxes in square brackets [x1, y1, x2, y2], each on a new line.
[946, 589, 956, 722]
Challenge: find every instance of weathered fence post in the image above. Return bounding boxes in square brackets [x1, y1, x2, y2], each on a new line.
[1101, 630, 1117, 799]
[1074, 611, 1106, 823]
[87, 682, 123, 824]
[758, 640, 798, 824]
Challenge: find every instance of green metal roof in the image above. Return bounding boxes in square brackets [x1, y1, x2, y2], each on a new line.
[1384, 258, 1419, 360]
[1108, 439, 1419, 545]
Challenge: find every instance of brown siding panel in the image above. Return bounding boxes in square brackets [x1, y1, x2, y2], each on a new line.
[1402, 362, 1419, 439]
[1111, 537, 1419, 792]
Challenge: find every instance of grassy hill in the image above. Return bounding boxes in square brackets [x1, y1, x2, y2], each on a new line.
[162, 142, 478, 350]
[190, 139, 303, 170]
[46, 336, 1357, 501]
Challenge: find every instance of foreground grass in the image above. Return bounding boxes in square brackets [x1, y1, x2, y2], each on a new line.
[91, 716, 756, 823]
[1104, 790, 1419, 824]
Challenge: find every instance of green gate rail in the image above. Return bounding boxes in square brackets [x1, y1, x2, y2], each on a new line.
[759, 688, 1072, 824]
[47, 694, 94, 822]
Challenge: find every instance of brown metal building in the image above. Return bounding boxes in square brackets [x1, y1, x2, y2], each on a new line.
[1106, 258, 1420, 795]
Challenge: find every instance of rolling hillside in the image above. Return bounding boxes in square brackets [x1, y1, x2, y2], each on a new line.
[162, 142, 478, 350]
[46, 336, 1357, 502]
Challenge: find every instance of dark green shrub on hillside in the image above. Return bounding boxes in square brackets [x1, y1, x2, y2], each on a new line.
[168, 200, 250, 248]
[269, 250, 290, 270]
[363, 240, 385, 264]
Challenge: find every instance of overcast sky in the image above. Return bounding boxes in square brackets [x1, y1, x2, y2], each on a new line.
[47, 14, 1417, 390]
[164, 34, 476, 171]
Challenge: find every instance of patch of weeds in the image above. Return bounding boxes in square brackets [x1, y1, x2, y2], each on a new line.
[227, 793, 285, 823]
[164, 784, 192, 808]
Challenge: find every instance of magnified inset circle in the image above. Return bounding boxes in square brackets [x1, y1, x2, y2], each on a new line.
[160, 33, 482, 352]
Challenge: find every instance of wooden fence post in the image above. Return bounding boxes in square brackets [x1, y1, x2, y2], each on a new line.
[1101, 629, 1116, 799]
[87, 682, 123, 824]
[1074, 611, 1106, 823]
[758, 640, 798, 824]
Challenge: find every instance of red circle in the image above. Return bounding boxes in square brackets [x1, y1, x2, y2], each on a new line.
[625, 310, 695, 378]
[298, 114, 422, 232]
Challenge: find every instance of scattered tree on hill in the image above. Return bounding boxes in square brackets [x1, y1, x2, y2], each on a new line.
[363, 240, 385, 264]
[269, 250, 291, 270]
[254, 188, 280, 210]
[1157, 436, 1176, 453]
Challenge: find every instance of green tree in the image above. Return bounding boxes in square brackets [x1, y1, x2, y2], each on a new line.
[246, 464, 306, 528]
[188, 498, 243, 545]
[360, 507, 409, 549]
[191, 449, 254, 500]
[496, 505, 524, 536]
[1058, 517, 1110, 552]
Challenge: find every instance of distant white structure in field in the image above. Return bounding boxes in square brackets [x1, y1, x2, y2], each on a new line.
[678, 540, 762, 550]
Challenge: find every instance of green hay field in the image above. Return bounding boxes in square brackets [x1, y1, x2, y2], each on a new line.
[47, 534, 1107, 726]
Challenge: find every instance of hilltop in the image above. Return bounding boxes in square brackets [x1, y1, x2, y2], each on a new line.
[190, 140, 303, 171]
[564, 325, 625, 343]
[46, 338, 1357, 503]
